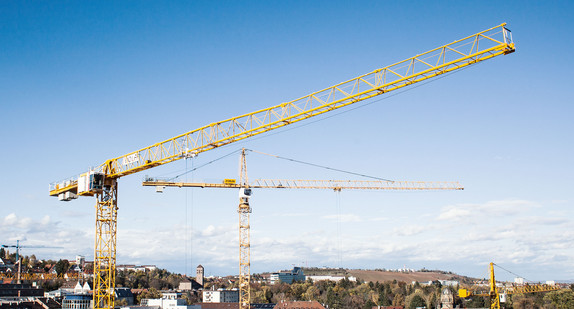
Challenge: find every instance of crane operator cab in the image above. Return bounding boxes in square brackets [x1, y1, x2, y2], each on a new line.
[239, 188, 252, 199]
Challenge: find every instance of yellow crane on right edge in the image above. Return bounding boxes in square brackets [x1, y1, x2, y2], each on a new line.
[459, 262, 561, 309]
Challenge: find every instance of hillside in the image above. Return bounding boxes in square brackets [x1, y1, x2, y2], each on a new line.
[300, 267, 475, 284]
[347, 269, 471, 283]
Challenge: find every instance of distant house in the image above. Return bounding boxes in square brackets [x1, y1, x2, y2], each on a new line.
[178, 278, 203, 291]
[115, 287, 134, 306]
[305, 275, 357, 283]
[0, 258, 12, 272]
[73, 281, 91, 294]
[69, 264, 82, 273]
[117, 264, 157, 272]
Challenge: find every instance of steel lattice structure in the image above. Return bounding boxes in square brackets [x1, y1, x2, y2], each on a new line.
[49, 24, 515, 309]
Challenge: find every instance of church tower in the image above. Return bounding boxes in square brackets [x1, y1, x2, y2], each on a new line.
[196, 265, 204, 286]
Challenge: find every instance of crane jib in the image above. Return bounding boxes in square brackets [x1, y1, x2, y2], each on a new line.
[49, 23, 514, 198]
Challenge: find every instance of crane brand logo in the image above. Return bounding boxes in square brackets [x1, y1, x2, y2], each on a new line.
[123, 153, 139, 165]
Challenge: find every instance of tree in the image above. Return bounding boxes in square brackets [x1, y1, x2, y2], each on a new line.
[39, 279, 64, 292]
[512, 294, 535, 309]
[137, 287, 162, 304]
[0, 248, 5, 259]
[408, 295, 426, 309]
[325, 286, 343, 309]
[363, 299, 376, 309]
[543, 289, 574, 309]
[392, 293, 405, 307]
[303, 285, 319, 301]
[289, 283, 307, 301]
[54, 259, 69, 275]
[116, 298, 128, 307]
[405, 290, 427, 309]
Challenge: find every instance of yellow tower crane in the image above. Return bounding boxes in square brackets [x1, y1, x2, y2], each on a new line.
[49, 24, 515, 309]
[143, 148, 465, 309]
[458, 262, 561, 309]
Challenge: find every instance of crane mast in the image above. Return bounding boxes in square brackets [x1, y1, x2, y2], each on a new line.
[48, 24, 515, 309]
[238, 149, 251, 309]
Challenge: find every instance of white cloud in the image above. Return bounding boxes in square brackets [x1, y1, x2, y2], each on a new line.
[2, 197, 572, 281]
[393, 225, 427, 236]
[322, 213, 361, 222]
[0, 213, 92, 259]
[437, 199, 538, 223]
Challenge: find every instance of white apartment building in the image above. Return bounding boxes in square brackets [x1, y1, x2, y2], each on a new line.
[202, 289, 239, 303]
[140, 292, 199, 309]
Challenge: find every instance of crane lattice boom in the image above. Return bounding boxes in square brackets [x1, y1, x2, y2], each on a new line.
[49, 23, 513, 197]
[143, 179, 464, 191]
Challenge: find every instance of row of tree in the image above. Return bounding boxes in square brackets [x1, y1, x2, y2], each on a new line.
[0, 250, 81, 276]
[3, 250, 573, 309]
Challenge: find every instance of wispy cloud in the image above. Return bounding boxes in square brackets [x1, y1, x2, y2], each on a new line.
[438, 199, 538, 222]
[322, 214, 361, 222]
[393, 225, 427, 236]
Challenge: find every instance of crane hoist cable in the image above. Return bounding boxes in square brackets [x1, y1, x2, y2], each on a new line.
[246, 149, 394, 181]
[147, 149, 242, 182]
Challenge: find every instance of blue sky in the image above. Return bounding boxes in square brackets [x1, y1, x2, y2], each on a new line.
[1, 1, 573, 282]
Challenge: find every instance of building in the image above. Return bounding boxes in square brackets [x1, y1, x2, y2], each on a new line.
[75, 256, 85, 269]
[179, 265, 204, 292]
[274, 301, 325, 309]
[202, 290, 239, 303]
[62, 294, 92, 309]
[73, 281, 91, 295]
[0, 283, 44, 298]
[0, 259, 12, 272]
[305, 276, 356, 283]
[178, 278, 203, 292]
[0, 282, 58, 309]
[196, 265, 204, 287]
[270, 267, 305, 284]
[141, 292, 198, 309]
[115, 288, 134, 306]
[0, 297, 61, 309]
[117, 265, 158, 272]
[440, 287, 453, 309]
[515, 277, 525, 284]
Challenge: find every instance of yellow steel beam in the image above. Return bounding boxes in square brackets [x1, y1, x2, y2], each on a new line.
[50, 23, 514, 196]
[143, 179, 464, 190]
